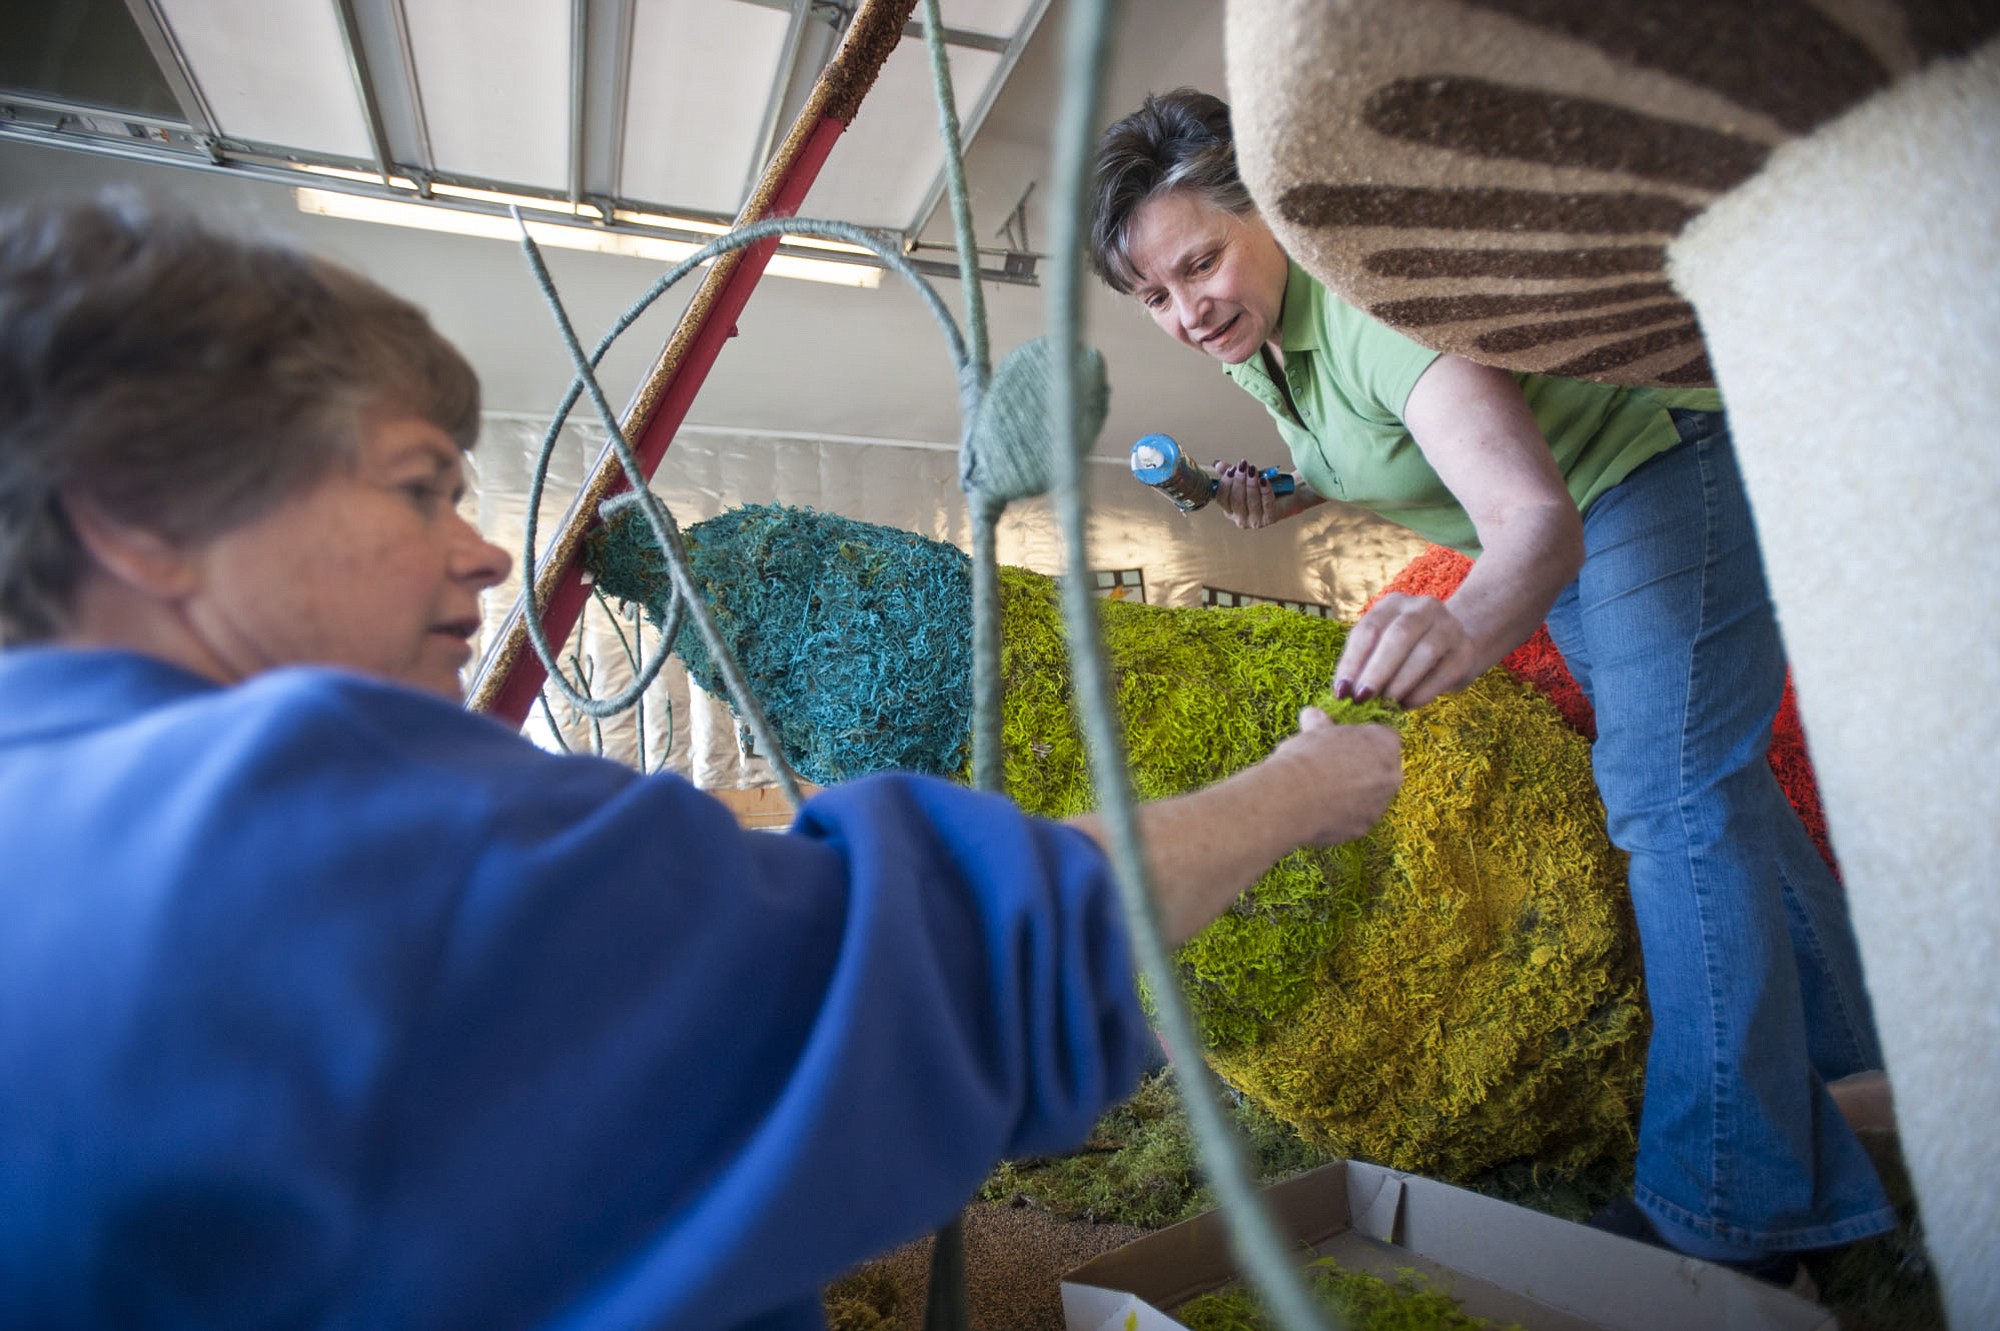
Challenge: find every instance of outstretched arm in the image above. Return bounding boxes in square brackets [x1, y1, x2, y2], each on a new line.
[1067, 708, 1401, 946]
[1334, 356, 1583, 708]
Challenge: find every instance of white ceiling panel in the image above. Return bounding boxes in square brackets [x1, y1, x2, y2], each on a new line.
[620, 0, 794, 216]
[7, 0, 1059, 265]
[939, 0, 1037, 38]
[155, 0, 371, 158]
[404, 0, 572, 189]
[801, 35, 1000, 231]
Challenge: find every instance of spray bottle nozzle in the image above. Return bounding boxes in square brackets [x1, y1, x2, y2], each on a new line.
[1129, 433, 1294, 513]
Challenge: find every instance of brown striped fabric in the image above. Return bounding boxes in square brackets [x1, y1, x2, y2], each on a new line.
[1225, 0, 2000, 387]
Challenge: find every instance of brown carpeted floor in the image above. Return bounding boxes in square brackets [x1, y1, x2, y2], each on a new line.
[841, 1201, 1148, 1331]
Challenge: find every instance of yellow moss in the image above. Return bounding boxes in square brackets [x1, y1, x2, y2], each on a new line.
[996, 567, 1646, 1180]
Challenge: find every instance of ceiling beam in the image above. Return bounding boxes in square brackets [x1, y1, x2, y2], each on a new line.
[118, 0, 217, 146]
[330, 0, 396, 183]
[899, 18, 1007, 52]
[903, 0, 1053, 240]
[569, 0, 589, 205]
[573, 0, 636, 211]
[333, 0, 436, 186]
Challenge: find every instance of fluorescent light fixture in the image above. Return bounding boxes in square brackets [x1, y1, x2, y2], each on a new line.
[294, 187, 881, 288]
[299, 163, 421, 191]
[612, 207, 729, 235]
[609, 207, 876, 259]
[429, 181, 606, 222]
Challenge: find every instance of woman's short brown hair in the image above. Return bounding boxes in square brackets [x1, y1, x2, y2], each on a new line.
[1088, 88, 1256, 294]
[0, 191, 480, 644]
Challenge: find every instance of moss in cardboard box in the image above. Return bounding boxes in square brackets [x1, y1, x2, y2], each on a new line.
[589, 503, 1647, 1181]
[1179, 1257, 1523, 1331]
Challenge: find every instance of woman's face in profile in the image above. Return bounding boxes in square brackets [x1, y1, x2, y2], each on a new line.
[181, 413, 512, 699]
[1122, 188, 1290, 366]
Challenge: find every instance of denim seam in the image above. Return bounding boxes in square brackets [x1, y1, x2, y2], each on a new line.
[1674, 430, 1737, 1223]
[1635, 1181, 1898, 1251]
[1774, 850, 1872, 1073]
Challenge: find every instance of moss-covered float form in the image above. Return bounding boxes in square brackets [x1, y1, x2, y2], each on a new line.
[589, 502, 1647, 1180]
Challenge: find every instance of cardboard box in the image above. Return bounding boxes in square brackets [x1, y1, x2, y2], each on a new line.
[1060, 1161, 1836, 1331]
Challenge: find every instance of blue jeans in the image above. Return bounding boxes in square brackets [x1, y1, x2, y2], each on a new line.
[1542, 410, 1895, 1259]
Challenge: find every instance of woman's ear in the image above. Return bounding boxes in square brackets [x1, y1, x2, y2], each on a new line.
[58, 490, 199, 600]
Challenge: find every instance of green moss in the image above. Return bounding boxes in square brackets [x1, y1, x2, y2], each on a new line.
[998, 570, 1382, 1049]
[987, 1064, 1627, 1224]
[1454, 1156, 1629, 1225]
[981, 1068, 1338, 1229]
[1178, 1259, 1524, 1331]
[1308, 693, 1408, 729]
[1803, 1130, 1946, 1331]
[643, 506, 1935, 1331]
[821, 1264, 903, 1331]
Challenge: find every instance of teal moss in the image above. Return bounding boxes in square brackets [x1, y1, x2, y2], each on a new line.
[589, 502, 975, 785]
[588, 504, 1647, 1179]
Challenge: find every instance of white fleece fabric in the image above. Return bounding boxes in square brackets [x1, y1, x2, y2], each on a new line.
[1671, 38, 2000, 1329]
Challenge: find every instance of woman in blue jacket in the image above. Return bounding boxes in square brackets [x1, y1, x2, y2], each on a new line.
[0, 193, 1400, 1330]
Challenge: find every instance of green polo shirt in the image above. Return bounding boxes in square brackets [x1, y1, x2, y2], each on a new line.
[1222, 261, 1723, 554]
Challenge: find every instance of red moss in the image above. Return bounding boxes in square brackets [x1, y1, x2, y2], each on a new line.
[1368, 546, 1837, 873]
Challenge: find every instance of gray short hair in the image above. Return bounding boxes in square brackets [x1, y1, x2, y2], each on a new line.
[0, 192, 479, 644]
[1088, 88, 1255, 293]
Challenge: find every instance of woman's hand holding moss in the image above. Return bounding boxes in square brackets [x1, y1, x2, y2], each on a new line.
[1333, 592, 1479, 710]
[1270, 706, 1403, 848]
[1067, 708, 1401, 946]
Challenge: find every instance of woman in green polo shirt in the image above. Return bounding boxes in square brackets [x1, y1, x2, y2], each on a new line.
[1088, 88, 1891, 1286]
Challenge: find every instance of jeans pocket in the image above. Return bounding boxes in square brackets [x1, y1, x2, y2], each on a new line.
[1667, 406, 1727, 447]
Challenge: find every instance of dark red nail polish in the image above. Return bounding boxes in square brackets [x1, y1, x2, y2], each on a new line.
[1335, 679, 1352, 700]
[1354, 686, 1375, 703]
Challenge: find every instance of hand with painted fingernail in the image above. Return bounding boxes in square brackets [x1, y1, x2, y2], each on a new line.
[1213, 458, 1279, 529]
[1333, 592, 1477, 710]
